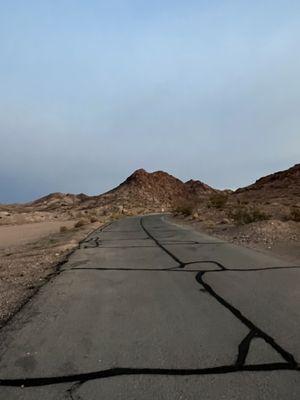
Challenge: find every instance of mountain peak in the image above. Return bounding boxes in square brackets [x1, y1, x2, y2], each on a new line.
[126, 168, 149, 181]
[131, 168, 147, 176]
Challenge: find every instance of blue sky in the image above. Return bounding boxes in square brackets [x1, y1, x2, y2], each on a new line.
[0, 1, 299, 202]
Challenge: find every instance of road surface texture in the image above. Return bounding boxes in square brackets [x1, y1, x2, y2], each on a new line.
[0, 215, 299, 399]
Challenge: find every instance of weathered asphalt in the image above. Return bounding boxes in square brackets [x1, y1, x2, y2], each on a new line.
[0, 214, 299, 399]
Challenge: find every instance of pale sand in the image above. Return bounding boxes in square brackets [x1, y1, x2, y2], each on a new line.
[0, 221, 74, 249]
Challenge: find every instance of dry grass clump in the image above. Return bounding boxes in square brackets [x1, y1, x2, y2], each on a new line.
[288, 207, 300, 222]
[229, 207, 270, 225]
[90, 216, 98, 223]
[74, 219, 87, 228]
[59, 226, 68, 233]
[110, 212, 122, 220]
[208, 193, 228, 209]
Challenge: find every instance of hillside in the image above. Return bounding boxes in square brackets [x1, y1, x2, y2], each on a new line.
[173, 163, 300, 261]
[235, 163, 300, 199]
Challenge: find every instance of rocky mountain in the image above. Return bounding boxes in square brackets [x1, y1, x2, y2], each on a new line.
[82, 169, 212, 214]
[18, 169, 214, 217]
[104, 168, 189, 207]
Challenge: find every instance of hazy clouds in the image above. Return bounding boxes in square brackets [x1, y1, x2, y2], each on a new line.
[0, 1, 299, 202]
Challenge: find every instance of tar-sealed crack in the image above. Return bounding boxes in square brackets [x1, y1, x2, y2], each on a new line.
[1, 364, 299, 388]
[67, 381, 84, 400]
[0, 216, 299, 394]
[235, 330, 258, 367]
[140, 218, 185, 268]
[140, 217, 298, 368]
[196, 272, 296, 366]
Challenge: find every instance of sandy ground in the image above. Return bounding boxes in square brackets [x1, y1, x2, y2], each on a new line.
[0, 221, 75, 249]
[0, 221, 103, 327]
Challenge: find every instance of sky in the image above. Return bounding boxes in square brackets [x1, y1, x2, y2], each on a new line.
[0, 0, 299, 203]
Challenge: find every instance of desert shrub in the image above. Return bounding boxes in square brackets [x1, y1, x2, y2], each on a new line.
[111, 212, 122, 220]
[241, 200, 249, 205]
[229, 207, 270, 225]
[289, 207, 300, 222]
[90, 216, 98, 223]
[173, 199, 196, 216]
[208, 193, 228, 209]
[74, 219, 86, 228]
[89, 209, 97, 216]
[60, 226, 68, 233]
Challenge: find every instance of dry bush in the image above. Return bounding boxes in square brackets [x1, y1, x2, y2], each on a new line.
[90, 216, 98, 223]
[229, 207, 270, 225]
[74, 219, 87, 228]
[173, 199, 197, 216]
[289, 207, 300, 222]
[111, 212, 122, 220]
[60, 226, 68, 233]
[89, 209, 98, 216]
[208, 193, 228, 209]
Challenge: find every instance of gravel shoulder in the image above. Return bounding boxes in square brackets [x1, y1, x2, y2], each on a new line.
[170, 216, 300, 265]
[0, 222, 102, 328]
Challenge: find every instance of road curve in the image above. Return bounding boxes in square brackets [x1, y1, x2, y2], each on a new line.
[0, 215, 299, 399]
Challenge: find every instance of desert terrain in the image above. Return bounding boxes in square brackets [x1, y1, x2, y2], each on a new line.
[0, 164, 299, 327]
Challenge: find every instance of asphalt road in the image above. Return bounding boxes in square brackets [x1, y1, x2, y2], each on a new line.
[0, 214, 299, 399]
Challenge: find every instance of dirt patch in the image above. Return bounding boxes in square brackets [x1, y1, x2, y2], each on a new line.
[0, 222, 102, 328]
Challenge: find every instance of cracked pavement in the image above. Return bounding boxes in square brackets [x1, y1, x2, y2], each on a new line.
[0, 214, 299, 399]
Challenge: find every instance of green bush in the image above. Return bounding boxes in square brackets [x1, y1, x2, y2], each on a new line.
[230, 207, 270, 225]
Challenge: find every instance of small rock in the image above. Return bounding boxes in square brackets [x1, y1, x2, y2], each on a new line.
[221, 218, 230, 224]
